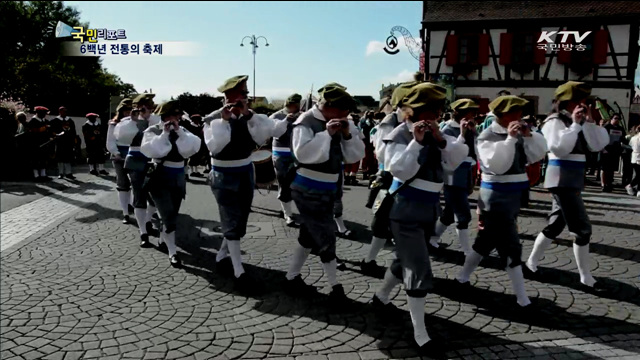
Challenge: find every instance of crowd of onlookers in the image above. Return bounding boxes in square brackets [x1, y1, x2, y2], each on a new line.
[2, 104, 640, 197]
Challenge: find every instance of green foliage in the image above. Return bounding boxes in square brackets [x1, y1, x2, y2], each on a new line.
[0, 1, 136, 116]
[175, 92, 224, 116]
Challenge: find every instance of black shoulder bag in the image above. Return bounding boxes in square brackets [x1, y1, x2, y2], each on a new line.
[371, 173, 419, 218]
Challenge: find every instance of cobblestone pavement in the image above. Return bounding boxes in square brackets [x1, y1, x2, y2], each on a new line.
[1, 172, 639, 360]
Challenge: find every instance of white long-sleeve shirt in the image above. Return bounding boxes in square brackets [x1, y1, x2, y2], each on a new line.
[203, 111, 288, 156]
[386, 124, 468, 182]
[291, 106, 365, 166]
[106, 122, 119, 156]
[478, 121, 548, 175]
[140, 126, 201, 160]
[374, 108, 403, 170]
[630, 134, 640, 164]
[542, 114, 609, 158]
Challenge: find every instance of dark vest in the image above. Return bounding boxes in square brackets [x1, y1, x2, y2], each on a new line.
[124, 119, 150, 170]
[477, 130, 527, 176]
[442, 122, 477, 160]
[208, 109, 257, 161]
[293, 112, 343, 175]
[271, 109, 294, 149]
[385, 122, 444, 185]
[543, 112, 589, 189]
[146, 124, 186, 163]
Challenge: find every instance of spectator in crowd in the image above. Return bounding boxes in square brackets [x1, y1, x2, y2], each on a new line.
[621, 129, 633, 189]
[26, 106, 54, 182]
[186, 114, 209, 177]
[49, 106, 77, 179]
[601, 114, 626, 192]
[359, 111, 377, 180]
[83, 113, 108, 176]
[626, 124, 640, 197]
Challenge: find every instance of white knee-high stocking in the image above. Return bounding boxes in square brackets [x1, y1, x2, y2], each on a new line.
[321, 260, 339, 287]
[165, 232, 177, 257]
[526, 233, 553, 272]
[456, 228, 471, 255]
[505, 258, 531, 307]
[286, 244, 311, 280]
[457, 250, 483, 283]
[365, 236, 386, 262]
[407, 295, 431, 346]
[216, 238, 229, 262]
[573, 243, 596, 287]
[227, 240, 245, 278]
[375, 269, 401, 304]
[134, 208, 147, 235]
[117, 191, 131, 216]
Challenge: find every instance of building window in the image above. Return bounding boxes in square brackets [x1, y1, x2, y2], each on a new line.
[458, 35, 479, 64]
[512, 33, 535, 64]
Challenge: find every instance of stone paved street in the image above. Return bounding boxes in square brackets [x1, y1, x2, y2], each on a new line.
[1, 170, 639, 360]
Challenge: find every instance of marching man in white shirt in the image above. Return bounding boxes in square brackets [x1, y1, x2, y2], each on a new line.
[523, 81, 609, 292]
[140, 100, 202, 267]
[372, 83, 468, 358]
[360, 81, 418, 274]
[456, 95, 547, 308]
[203, 75, 288, 294]
[269, 93, 303, 227]
[283, 84, 364, 308]
[429, 98, 479, 254]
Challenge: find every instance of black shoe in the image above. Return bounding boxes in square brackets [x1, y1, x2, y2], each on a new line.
[278, 210, 285, 219]
[42, 176, 52, 182]
[360, 259, 381, 274]
[122, 215, 131, 224]
[336, 229, 353, 239]
[215, 257, 234, 276]
[127, 204, 134, 215]
[151, 213, 160, 221]
[170, 254, 182, 268]
[58, 175, 64, 179]
[283, 274, 317, 297]
[34, 177, 43, 183]
[140, 234, 152, 248]
[579, 280, 609, 294]
[157, 241, 168, 254]
[65, 174, 76, 180]
[234, 273, 264, 295]
[327, 284, 350, 309]
[99, 170, 108, 175]
[417, 339, 446, 359]
[371, 294, 403, 321]
[191, 172, 202, 178]
[146, 222, 159, 237]
[89, 170, 99, 176]
[336, 258, 347, 271]
[522, 265, 552, 281]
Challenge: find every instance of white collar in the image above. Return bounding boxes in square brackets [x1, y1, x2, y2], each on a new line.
[32, 116, 46, 122]
[85, 120, 99, 126]
[311, 105, 327, 122]
[395, 107, 402, 116]
[490, 120, 508, 134]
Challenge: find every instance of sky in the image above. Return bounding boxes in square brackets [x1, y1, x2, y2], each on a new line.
[63, 1, 424, 103]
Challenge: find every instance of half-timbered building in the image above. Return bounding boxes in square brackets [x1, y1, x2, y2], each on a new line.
[421, 1, 640, 125]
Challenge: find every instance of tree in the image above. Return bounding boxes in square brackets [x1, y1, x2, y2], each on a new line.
[0, 1, 136, 116]
[175, 92, 224, 116]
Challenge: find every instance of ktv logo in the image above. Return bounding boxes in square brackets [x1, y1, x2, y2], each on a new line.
[537, 31, 592, 52]
[537, 31, 592, 44]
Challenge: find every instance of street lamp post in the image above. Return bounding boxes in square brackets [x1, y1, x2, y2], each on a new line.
[240, 35, 269, 102]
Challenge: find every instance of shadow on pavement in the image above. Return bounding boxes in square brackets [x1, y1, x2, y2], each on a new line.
[428, 243, 640, 308]
[170, 239, 603, 358]
[433, 278, 640, 354]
